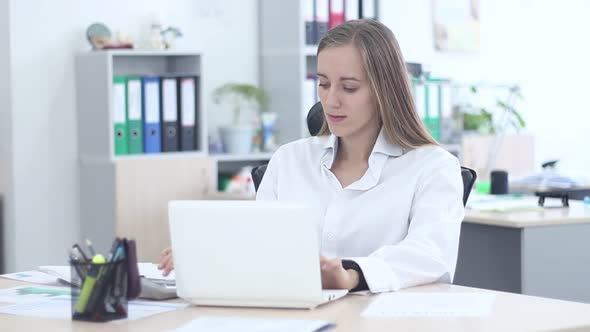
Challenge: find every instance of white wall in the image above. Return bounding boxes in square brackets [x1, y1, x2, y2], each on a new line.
[381, 0, 590, 176]
[0, 0, 14, 273]
[4, 0, 259, 272]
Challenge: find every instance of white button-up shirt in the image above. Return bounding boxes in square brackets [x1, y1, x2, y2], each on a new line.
[256, 130, 464, 293]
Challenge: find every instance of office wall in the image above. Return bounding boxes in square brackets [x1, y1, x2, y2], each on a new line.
[5, 0, 258, 272]
[0, 0, 13, 274]
[381, 0, 590, 176]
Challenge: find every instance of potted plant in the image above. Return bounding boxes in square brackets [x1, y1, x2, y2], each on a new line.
[460, 85, 526, 134]
[212, 83, 269, 154]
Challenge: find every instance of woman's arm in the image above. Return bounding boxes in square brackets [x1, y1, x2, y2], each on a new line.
[346, 157, 465, 293]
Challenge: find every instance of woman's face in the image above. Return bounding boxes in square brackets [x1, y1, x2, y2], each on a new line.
[317, 44, 379, 139]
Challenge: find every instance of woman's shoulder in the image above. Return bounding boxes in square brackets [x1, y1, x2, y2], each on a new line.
[405, 144, 460, 168]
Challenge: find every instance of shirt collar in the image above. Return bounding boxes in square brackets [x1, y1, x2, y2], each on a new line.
[321, 128, 404, 158]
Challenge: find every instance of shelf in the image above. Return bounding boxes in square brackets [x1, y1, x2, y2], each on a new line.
[212, 152, 275, 162]
[77, 49, 202, 57]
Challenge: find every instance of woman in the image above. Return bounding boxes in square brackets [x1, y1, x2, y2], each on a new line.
[160, 19, 464, 293]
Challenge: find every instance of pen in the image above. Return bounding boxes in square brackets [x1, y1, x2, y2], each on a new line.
[85, 238, 96, 257]
[72, 244, 89, 263]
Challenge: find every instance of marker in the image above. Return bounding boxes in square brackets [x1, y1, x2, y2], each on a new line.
[74, 254, 106, 314]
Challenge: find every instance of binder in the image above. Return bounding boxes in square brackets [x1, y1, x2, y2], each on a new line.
[344, 0, 360, 21]
[112, 76, 128, 155]
[142, 76, 162, 153]
[160, 77, 180, 152]
[425, 80, 441, 140]
[126, 77, 143, 154]
[304, 0, 316, 45]
[329, 0, 345, 28]
[412, 79, 426, 121]
[360, 0, 376, 19]
[178, 76, 199, 151]
[315, 0, 329, 43]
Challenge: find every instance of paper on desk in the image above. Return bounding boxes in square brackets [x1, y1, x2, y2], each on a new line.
[37, 263, 175, 286]
[138, 263, 175, 281]
[171, 316, 335, 332]
[0, 285, 71, 304]
[0, 294, 188, 321]
[361, 292, 495, 317]
[466, 194, 564, 212]
[0, 271, 61, 285]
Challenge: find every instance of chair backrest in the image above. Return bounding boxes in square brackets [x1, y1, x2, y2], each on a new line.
[251, 164, 268, 192]
[252, 102, 477, 206]
[460, 166, 477, 206]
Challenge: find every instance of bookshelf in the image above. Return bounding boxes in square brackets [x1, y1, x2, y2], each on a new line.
[75, 51, 215, 260]
[259, 0, 379, 146]
[258, 1, 464, 159]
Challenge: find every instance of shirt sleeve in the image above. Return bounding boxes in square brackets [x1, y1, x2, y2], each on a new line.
[347, 156, 465, 293]
[255, 148, 281, 201]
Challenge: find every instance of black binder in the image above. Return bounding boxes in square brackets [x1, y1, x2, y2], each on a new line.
[177, 76, 199, 151]
[160, 77, 180, 152]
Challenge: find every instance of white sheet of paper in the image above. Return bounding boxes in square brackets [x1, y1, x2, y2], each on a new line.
[38, 266, 72, 284]
[362, 292, 496, 317]
[38, 263, 176, 284]
[138, 263, 175, 281]
[0, 271, 60, 285]
[0, 286, 71, 304]
[172, 316, 335, 332]
[0, 295, 188, 321]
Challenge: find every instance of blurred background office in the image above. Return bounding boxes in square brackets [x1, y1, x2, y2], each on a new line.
[0, 0, 588, 282]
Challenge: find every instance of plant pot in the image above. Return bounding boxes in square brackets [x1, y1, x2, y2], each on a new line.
[220, 125, 255, 154]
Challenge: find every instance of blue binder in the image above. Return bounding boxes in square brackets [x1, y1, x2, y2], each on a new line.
[142, 76, 161, 153]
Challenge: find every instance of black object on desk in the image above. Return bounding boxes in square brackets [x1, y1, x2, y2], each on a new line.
[535, 187, 590, 207]
[70, 238, 140, 322]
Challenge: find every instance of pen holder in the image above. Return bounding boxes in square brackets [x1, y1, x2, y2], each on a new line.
[70, 258, 128, 322]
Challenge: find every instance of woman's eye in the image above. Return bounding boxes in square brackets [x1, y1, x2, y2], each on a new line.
[343, 87, 357, 93]
[318, 83, 329, 89]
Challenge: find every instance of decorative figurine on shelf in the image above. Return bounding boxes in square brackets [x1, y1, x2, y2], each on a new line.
[86, 22, 133, 50]
[162, 27, 182, 49]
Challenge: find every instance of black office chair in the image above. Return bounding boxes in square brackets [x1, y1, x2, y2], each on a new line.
[251, 102, 477, 206]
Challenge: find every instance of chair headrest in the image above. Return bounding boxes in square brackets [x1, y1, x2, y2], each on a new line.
[306, 102, 324, 136]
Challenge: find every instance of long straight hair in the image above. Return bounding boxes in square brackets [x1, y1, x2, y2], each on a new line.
[317, 19, 438, 150]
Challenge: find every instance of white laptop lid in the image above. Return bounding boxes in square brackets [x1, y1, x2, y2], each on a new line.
[168, 200, 324, 306]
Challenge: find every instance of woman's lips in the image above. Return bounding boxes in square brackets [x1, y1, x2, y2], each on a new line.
[327, 114, 347, 123]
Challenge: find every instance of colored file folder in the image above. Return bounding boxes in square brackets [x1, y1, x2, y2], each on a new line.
[329, 0, 345, 28]
[112, 76, 128, 155]
[345, 0, 360, 21]
[315, 0, 329, 43]
[178, 76, 199, 151]
[127, 77, 144, 154]
[360, 0, 376, 19]
[304, 0, 316, 45]
[160, 77, 180, 152]
[142, 77, 162, 153]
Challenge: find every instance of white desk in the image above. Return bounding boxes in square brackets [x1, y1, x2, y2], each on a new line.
[456, 201, 590, 303]
[1, 279, 590, 331]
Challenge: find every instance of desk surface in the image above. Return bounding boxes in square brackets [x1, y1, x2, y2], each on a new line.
[465, 201, 590, 228]
[1, 279, 590, 331]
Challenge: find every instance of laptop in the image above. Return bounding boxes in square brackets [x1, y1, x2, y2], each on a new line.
[168, 200, 348, 309]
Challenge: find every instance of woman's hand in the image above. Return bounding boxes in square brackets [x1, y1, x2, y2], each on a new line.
[320, 256, 359, 290]
[158, 247, 174, 276]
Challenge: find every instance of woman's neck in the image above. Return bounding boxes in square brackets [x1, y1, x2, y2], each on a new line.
[337, 127, 381, 164]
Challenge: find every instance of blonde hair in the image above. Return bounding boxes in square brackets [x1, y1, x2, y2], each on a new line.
[317, 19, 438, 149]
